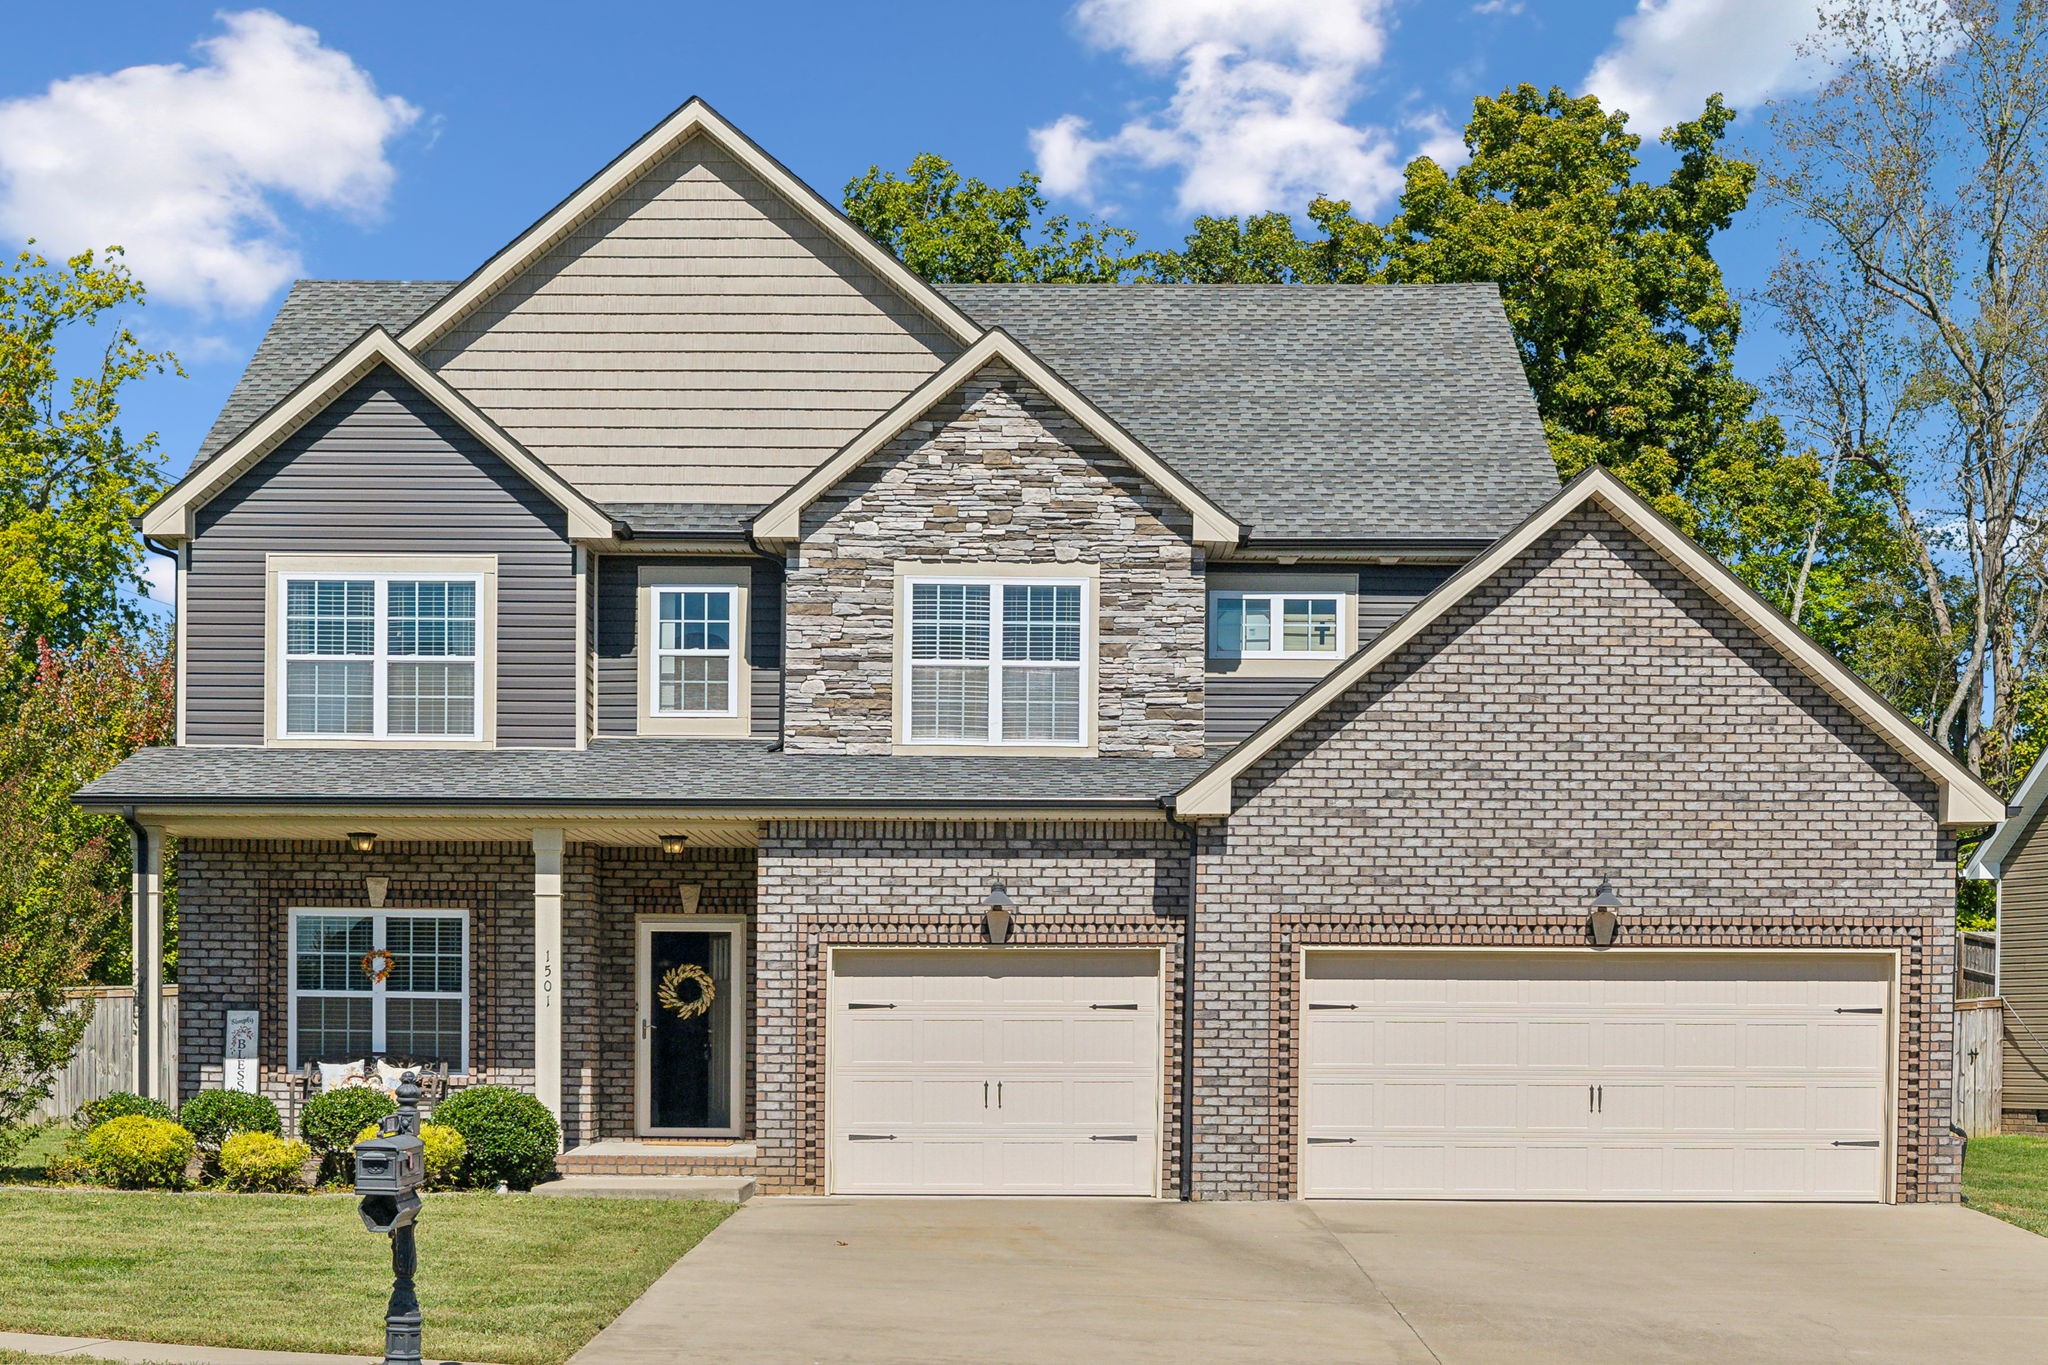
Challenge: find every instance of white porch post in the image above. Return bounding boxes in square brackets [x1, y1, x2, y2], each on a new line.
[131, 823, 166, 1101]
[532, 828, 565, 1135]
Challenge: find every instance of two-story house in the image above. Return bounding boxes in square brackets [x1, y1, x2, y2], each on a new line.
[81, 100, 2001, 1202]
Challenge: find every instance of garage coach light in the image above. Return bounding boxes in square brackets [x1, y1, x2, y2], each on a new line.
[1587, 880, 1623, 947]
[982, 880, 1016, 945]
[347, 832, 378, 854]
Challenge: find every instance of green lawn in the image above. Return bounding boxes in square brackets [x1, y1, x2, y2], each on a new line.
[1964, 1135, 2048, 1236]
[0, 1122, 72, 1183]
[0, 1188, 734, 1365]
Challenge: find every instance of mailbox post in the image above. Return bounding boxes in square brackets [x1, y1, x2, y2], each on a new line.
[354, 1072, 427, 1365]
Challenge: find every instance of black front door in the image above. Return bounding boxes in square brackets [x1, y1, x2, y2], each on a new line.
[644, 926, 737, 1132]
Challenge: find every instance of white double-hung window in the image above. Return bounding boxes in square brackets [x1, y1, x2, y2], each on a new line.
[279, 572, 484, 740]
[290, 908, 468, 1071]
[1208, 591, 1344, 660]
[905, 576, 1088, 746]
[651, 585, 738, 716]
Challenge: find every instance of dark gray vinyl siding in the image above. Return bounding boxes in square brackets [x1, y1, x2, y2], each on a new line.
[1203, 564, 1454, 746]
[594, 556, 783, 739]
[185, 369, 578, 747]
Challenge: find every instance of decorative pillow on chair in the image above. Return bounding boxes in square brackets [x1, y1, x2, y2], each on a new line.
[318, 1059, 368, 1092]
[374, 1059, 411, 1091]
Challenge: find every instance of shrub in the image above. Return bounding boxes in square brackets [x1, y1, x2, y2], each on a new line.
[180, 1090, 282, 1147]
[431, 1086, 558, 1190]
[84, 1115, 194, 1189]
[356, 1121, 468, 1190]
[220, 1131, 313, 1192]
[300, 1087, 396, 1157]
[74, 1091, 174, 1130]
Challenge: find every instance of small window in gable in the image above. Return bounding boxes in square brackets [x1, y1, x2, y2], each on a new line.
[1209, 591, 1344, 660]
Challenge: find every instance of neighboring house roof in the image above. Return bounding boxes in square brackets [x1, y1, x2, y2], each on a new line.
[183, 279, 1555, 545]
[74, 740, 1210, 810]
[1175, 466, 2008, 827]
[1965, 761, 2040, 878]
[942, 283, 1560, 544]
[142, 328, 616, 542]
[752, 329, 1241, 552]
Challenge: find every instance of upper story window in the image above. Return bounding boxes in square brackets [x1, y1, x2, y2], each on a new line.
[280, 573, 483, 740]
[652, 586, 738, 716]
[1208, 590, 1344, 660]
[904, 576, 1088, 746]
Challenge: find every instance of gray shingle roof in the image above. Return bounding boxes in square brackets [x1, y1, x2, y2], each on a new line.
[192, 279, 1557, 542]
[75, 741, 1211, 808]
[601, 502, 762, 538]
[941, 284, 1559, 543]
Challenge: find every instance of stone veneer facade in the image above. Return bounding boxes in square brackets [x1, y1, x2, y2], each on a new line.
[783, 362, 1206, 756]
[1194, 504, 1960, 1202]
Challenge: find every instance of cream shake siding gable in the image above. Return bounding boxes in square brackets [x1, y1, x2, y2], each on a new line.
[422, 132, 960, 506]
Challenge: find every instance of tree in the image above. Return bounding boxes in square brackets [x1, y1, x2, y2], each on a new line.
[0, 631, 173, 1150]
[1767, 0, 2048, 785]
[843, 155, 1141, 283]
[0, 246, 178, 689]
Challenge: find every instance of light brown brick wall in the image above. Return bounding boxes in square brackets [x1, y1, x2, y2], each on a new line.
[784, 362, 1206, 756]
[1197, 505, 1960, 1201]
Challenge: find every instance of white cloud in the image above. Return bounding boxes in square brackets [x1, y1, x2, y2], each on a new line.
[0, 9, 418, 314]
[140, 551, 177, 608]
[1585, 0, 1828, 134]
[1032, 0, 1433, 218]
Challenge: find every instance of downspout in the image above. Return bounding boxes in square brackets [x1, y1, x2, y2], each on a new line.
[1166, 802, 1199, 1201]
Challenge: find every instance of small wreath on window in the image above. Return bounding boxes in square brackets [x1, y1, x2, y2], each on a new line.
[657, 962, 716, 1020]
[360, 948, 396, 985]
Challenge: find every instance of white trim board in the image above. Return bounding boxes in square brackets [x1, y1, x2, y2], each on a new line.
[398, 97, 981, 356]
[141, 328, 615, 542]
[1966, 759, 2041, 878]
[751, 330, 1242, 554]
[1176, 466, 2005, 826]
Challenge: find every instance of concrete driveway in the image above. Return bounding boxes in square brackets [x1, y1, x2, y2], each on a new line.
[570, 1198, 2048, 1364]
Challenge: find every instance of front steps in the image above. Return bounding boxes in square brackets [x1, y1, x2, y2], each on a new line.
[555, 1139, 760, 1180]
[532, 1174, 755, 1202]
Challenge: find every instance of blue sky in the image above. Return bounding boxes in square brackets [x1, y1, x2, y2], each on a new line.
[2, 0, 1831, 589]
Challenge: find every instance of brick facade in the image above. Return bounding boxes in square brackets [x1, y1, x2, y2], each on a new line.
[1195, 505, 1960, 1201]
[783, 362, 1206, 756]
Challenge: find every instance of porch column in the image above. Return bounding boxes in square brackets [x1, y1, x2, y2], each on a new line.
[130, 822, 166, 1101]
[532, 827, 565, 1134]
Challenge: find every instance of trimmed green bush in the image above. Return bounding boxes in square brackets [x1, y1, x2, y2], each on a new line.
[84, 1116, 194, 1189]
[431, 1086, 558, 1190]
[220, 1131, 313, 1192]
[299, 1087, 396, 1158]
[180, 1090, 282, 1146]
[74, 1091, 175, 1130]
[356, 1121, 467, 1190]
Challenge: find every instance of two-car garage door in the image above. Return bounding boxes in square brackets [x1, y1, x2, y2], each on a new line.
[1301, 951, 1892, 1201]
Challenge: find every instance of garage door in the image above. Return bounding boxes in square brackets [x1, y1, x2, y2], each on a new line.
[1301, 952, 1890, 1201]
[828, 950, 1162, 1195]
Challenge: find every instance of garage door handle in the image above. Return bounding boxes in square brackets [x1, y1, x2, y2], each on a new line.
[1834, 1007, 1883, 1014]
[1306, 1137, 1356, 1145]
[1091, 1003, 1141, 1010]
[1831, 1139, 1880, 1147]
[1090, 1134, 1139, 1141]
[847, 1133, 897, 1141]
[1308, 1003, 1359, 1010]
[847, 1002, 896, 1010]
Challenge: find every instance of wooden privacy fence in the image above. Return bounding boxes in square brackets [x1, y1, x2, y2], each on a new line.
[1959, 931, 1997, 1000]
[28, 986, 177, 1122]
[1954, 996, 2004, 1139]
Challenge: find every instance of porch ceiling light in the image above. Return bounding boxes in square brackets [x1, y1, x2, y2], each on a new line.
[347, 831, 378, 854]
[982, 880, 1015, 946]
[1587, 879, 1623, 948]
[658, 832, 690, 855]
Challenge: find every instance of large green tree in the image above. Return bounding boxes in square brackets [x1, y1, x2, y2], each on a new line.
[842, 154, 1140, 283]
[0, 246, 177, 687]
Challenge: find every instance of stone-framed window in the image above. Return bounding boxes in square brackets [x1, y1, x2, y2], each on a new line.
[290, 907, 469, 1072]
[900, 572, 1091, 748]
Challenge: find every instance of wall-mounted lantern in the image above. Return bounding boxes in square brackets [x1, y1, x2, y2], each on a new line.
[658, 833, 690, 856]
[347, 832, 378, 854]
[1587, 879, 1623, 947]
[982, 880, 1016, 945]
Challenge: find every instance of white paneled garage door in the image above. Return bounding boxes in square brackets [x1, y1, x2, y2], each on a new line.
[1301, 951, 1891, 1201]
[827, 950, 1162, 1195]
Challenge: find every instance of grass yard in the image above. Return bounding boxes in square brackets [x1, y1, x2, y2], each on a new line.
[1963, 1134, 2048, 1237]
[0, 1188, 735, 1365]
[0, 1123, 70, 1183]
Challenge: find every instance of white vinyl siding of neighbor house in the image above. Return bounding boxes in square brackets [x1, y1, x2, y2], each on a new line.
[423, 133, 958, 506]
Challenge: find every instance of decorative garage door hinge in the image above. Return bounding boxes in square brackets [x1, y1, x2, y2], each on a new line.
[1090, 1134, 1139, 1141]
[846, 1002, 897, 1009]
[1090, 1003, 1141, 1010]
[1309, 1003, 1360, 1010]
[1834, 1007, 1883, 1014]
[1831, 1140, 1880, 1147]
[1306, 1136, 1357, 1144]
[847, 1133, 898, 1141]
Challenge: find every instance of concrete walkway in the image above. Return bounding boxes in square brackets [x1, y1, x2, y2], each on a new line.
[569, 1197, 2048, 1364]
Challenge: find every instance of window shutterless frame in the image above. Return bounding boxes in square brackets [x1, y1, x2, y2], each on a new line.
[276, 571, 484, 741]
[1207, 590, 1347, 660]
[647, 584, 740, 718]
[287, 907, 470, 1074]
[899, 574, 1091, 748]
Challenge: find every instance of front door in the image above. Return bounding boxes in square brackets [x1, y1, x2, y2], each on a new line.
[635, 916, 746, 1137]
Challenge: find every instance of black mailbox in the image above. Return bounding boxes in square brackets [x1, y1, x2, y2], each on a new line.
[354, 1126, 425, 1197]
